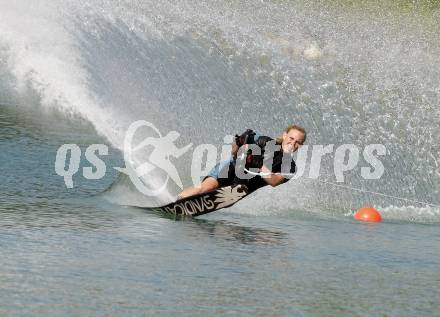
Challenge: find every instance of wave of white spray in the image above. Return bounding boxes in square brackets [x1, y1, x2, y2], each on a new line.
[0, 1, 175, 202]
[1, 0, 439, 219]
[0, 2, 120, 142]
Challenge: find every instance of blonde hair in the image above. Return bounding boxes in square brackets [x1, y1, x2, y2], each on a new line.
[275, 124, 306, 144]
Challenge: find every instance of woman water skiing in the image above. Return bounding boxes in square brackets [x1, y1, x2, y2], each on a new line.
[179, 125, 306, 199]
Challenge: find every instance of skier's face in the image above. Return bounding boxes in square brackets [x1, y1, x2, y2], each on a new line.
[282, 129, 305, 153]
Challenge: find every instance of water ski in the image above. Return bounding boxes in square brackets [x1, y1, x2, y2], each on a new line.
[141, 184, 249, 217]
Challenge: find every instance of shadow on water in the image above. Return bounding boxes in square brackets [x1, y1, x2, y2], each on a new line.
[189, 217, 287, 246]
[143, 207, 288, 246]
[1, 188, 288, 247]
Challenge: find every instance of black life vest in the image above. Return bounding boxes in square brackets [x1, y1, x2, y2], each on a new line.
[235, 129, 275, 169]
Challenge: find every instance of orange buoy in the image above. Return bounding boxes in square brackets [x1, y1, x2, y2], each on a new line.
[354, 207, 382, 222]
